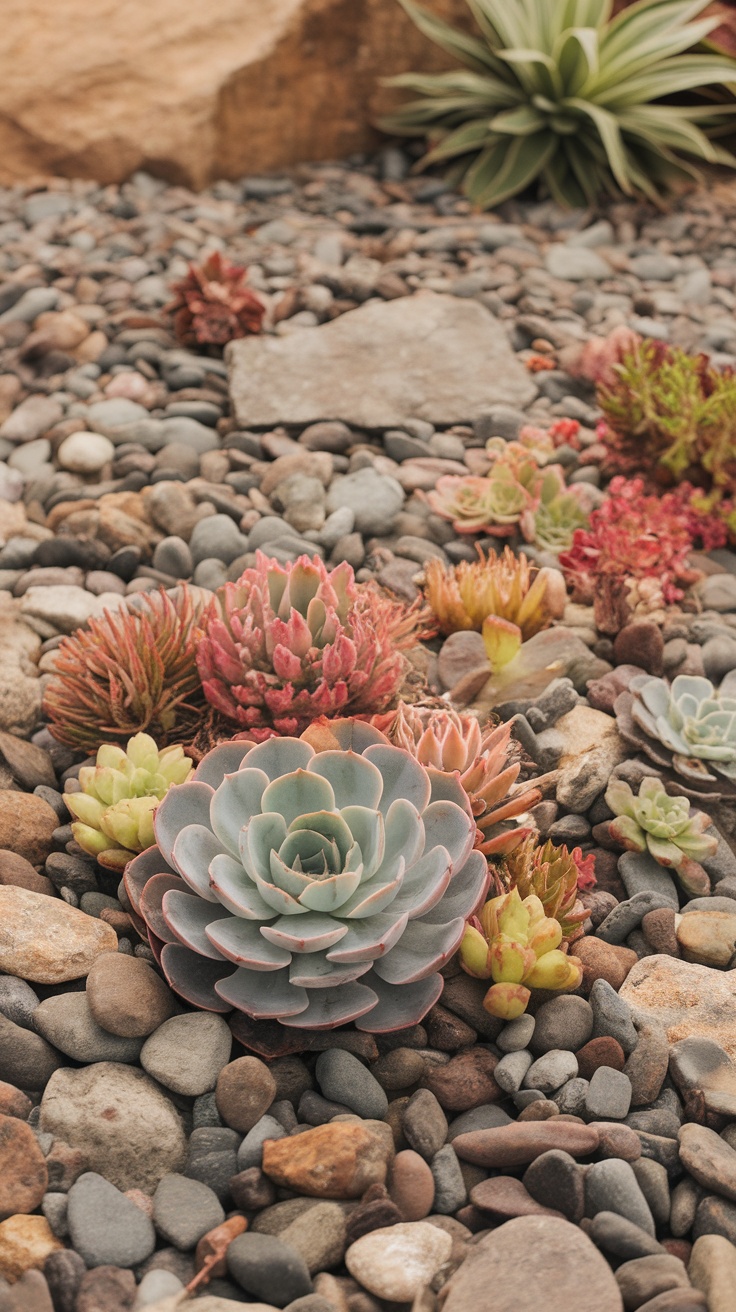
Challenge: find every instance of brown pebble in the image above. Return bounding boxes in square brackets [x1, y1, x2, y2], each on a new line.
[0, 1215, 63, 1281]
[454, 1121, 600, 1169]
[0, 1081, 32, 1120]
[614, 621, 664, 675]
[215, 1056, 277, 1133]
[263, 1123, 391, 1199]
[194, 1215, 247, 1282]
[594, 1122, 642, 1162]
[388, 1150, 435, 1221]
[470, 1175, 566, 1220]
[86, 953, 177, 1038]
[0, 849, 55, 897]
[517, 1101, 560, 1122]
[662, 1238, 692, 1265]
[624, 1028, 670, 1107]
[423, 1048, 501, 1111]
[75, 1265, 137, 1311]
[0, 793, 59, 866]
[424, 1004, 477, 1051]
[345, 1185, 403, 1245]
[0, 1113, 48, 1220]
[45, 1139, 87, 1192]
[230, 1167, 277, 1212]
[575, 937, 638, 992]
[642, 908, 681, 957]
[371, 1049, 427, 1092]
[576, 1037, 626, 1080]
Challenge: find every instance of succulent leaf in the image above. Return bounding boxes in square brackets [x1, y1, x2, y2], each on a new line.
[605, 772, 718, 894]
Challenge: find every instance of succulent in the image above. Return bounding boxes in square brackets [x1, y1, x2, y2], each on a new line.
[197, 553, 425, 740]
[166, 252, 265, 349]
[424, 547, 566, 638]
[597, 339, 736, 523]
[44, 587, 210, 754]
[500, 836, 590, 943]
[559, 477, 722, 633]
[615, 673, 736, 794]
[526, 487, 592, 555]
[66, 734, 193, 871]
[370, 705, 542, 856]
[426, 473, 528, 536]
[460, 887, 583, 1020]
[380, 0, 736, 210]
[605, 776, 716, 897]
[124, 722, 491, 1031]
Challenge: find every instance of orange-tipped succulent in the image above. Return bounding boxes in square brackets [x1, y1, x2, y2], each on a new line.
[371, 704, 542, 857]
[43, 587, 210, 754]
[459, 887, 583, 1020]
[501, 836, 592, 944]
[167, 252, 265, 349]
[424, 547, 566, 638]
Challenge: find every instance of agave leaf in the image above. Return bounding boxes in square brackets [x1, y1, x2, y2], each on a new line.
[554, 27, 600, 91]
[564, 97, 632, 190]
[422, 118, 495, 165]
[489, 104, 548, 135]
[500, 47, 565, 99]
[395, 0, 507, 72]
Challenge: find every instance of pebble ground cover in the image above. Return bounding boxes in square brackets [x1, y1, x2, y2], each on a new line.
[0, 155, 735, 1312]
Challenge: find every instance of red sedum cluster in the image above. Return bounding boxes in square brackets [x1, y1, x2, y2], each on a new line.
[167, 252, 265, 348]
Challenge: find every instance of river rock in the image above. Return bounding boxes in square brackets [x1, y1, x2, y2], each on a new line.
[345, 1221, 452, 1302]
[0, 885, 117, 982]
[620, 956, 736, 1059]
[0, 793, 58, 865]
[0, 1113, 48, 1219]
[262, 1122, 391, 1199]
[39, 1062, 187, 1192]
[440, 1215, 623, 1312]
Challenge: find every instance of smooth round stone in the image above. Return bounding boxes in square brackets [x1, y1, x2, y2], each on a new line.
[524, 1051, 579, 1095]
[588, 1211, 664, 1260]
[497, 1014, 536, 1053]
[216, 1057, 277, 1134]
[0, 977, 40, 1030]
[140, 1013, 232, 1096]
[56, 431, 114, 474]
[495, 1050, 533, 1095]
[447, 1105, 512, 1141]
[236, 1115, 287, 1170]
[280, 1201, 347, 1276]
[679, 1124, 736, 1202]
[315, 1050, 388, 1121]
[431, 1143, 468, 1215]
[523, 1149, 585, 1223]
[401, 1089, 448, 1160]
[135, 1269, 185, 1304]
[590, 979, 639, 1055]
[0, 1114, 48, 1220]
[577, 1037, 626, 1080]
[152, 536, 193, 578]
[227, 1232, 312, 1305]
[389, 1150, 435, 1221]
[0, 885, 117, 983]
[189, 514, 250, 566]
[530, 996, 594, 1055]
[32, 994, 143, 1064]
[85, 952, 177, 1038]
[67, 1172, 156, 1268]
[0, 1014, 61, 1091]
[585, 1068, 633, 1122]
[371, 1047, 427, 1091]
[615, 1254, 690, 1309]
[585, 1159, 656, 1234]
[39, 1063, 187, 1194]
[325, 468, 404, 535]
[345, 1221, 452, 1302]
[676, 912, 736, 968]
[152, 1173, 225, 1251]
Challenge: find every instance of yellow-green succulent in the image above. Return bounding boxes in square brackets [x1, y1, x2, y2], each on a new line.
[459, 886, 583, 1020]
[65, 733, 193, 870]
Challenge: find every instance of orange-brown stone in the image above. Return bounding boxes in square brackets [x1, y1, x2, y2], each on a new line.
[0, 1115, 48, 1220]
[262, 1122, 391, 1199]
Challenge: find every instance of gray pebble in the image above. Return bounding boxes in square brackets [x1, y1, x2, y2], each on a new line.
[32, 995, 143, 1064]
[496, 1014, 536, 1053]
[584, 1067, 633, 1121]
[585, 1159, 656, 1235]
[590, 979, 638, 1055]
[152, 1173, 225, 1250]
[530, 996, 593, 1055]
[430, 1143, 467, 1214]
[314, 1050, 388, 1120]
[152, 536, 193, 578]
[402, 1089, 448, 1160]
[140, 1013, 232, 1096]
[237, 1115, 287, 1170]
[618, 852, 679, 908]
[67, 1172, 156, 1267]
[494, 1050, 533, 1095]
[227, 1232, 312, 1305]
[597, 891, 677, 943]
[523, 1050, 579, 1094]
[189, 514, 250, 567]
[0, 976, 40, 1030]
[554, 1077, 590, 1117]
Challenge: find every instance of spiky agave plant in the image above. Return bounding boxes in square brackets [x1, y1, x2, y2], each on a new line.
[43, 588, 210, 754]
[380, 0, 736, 208]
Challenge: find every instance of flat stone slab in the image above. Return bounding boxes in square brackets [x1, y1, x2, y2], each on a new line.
[226, 290, 536, 429]
[620, 955, 736, 1058]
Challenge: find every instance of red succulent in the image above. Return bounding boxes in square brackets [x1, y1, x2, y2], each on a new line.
[167, 252, 265, 349]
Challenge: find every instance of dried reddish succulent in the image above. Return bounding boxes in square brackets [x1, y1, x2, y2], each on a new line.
[197, 552, 427, 739]
[558, 477, 727, 633]
[44, 588, 210, 754]
[370, 704, 542, 856]
[167, 252, 265, 348]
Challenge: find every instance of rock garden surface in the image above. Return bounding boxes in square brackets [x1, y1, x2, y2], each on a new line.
[0, 156, 735, 1312]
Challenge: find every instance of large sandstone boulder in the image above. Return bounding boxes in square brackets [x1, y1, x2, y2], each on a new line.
[1, 0, 470, 187]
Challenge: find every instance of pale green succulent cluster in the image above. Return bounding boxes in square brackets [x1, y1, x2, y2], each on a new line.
[65, 733, 193, 870]
[605, 775, 717, 897]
